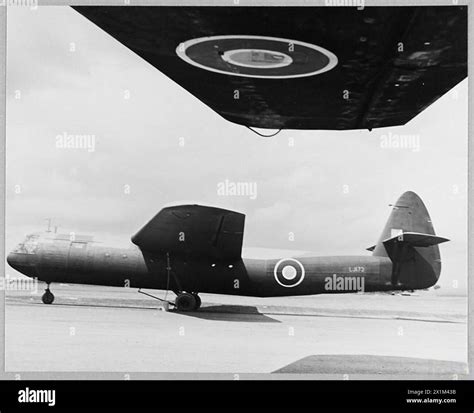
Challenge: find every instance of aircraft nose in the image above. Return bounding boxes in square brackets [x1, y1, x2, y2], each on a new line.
[6, 251, 37, 277]
[7, 251, 22, 272]
[6, 251, 17, 269]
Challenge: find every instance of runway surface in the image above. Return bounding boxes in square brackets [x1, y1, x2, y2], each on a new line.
[5, 284, 468, 375]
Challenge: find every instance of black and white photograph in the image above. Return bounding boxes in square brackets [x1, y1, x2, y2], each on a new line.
[2, 1, 470, 382]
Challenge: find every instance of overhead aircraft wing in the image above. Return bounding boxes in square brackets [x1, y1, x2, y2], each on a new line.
[73, 6, 467, 131]
[131, 205, 245, 261]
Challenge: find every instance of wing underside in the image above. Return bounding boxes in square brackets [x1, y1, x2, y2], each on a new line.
[73, 6, 467, 131]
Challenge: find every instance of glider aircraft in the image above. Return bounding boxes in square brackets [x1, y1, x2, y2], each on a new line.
[7, 192, 448, 310]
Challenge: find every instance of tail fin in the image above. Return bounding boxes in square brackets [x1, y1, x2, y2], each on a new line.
[370, 191, 449, 289]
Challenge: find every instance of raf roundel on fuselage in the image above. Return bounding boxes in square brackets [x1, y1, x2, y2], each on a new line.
[273, 258, 306, 288]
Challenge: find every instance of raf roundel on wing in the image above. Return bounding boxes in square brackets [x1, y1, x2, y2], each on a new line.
[176, 35, 338, 79]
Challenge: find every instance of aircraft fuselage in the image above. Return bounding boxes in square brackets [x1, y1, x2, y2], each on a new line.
[7, 235, 424, 297]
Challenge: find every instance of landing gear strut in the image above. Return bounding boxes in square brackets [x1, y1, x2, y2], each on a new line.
[175, 292, 201, 311]
[164, 253, 201, 311]
[137, 289, 201, 311]
[42, 286, 54, 305]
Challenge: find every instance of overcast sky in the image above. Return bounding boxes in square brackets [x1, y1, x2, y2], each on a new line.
[6, 6, 468, 294]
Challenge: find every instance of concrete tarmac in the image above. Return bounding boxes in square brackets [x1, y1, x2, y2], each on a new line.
[5, 284, 468, 375]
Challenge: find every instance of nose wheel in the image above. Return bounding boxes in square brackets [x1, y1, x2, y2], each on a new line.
[42, 287, 54, 305]
[175, 292, 201, 311]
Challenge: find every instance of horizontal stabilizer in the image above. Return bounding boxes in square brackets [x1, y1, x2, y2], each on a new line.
[383, 232, 449, 248]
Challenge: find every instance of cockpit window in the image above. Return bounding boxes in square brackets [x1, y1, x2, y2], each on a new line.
[12, 234, 39, 254]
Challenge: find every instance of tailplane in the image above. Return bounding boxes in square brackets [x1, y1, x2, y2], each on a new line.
[369, 191, 449, 289]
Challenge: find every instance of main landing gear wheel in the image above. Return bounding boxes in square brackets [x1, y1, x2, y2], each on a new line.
[175, 292, 196, 312]
[192, 293, 201, 310]
[42, 288, 54, 305]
